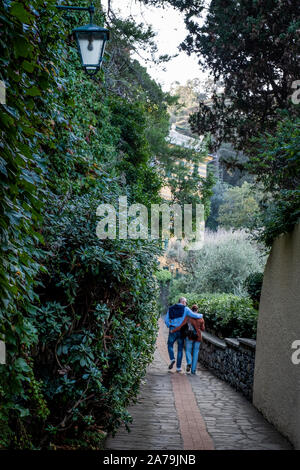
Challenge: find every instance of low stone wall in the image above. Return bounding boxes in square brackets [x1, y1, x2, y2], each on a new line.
[198, 331, 256, 401]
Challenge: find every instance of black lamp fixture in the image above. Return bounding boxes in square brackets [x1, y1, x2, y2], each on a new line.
[56, 3, 110, 76]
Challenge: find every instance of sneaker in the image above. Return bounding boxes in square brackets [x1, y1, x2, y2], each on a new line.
[168, 359, 175, 370]
[176, 368, 184, 374]
[186, 364, 191, 373]
[191, 371, 197, 376]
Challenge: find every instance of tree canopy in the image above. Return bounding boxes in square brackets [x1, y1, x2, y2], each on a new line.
[142, 0, 300, 150]
[141, 0, 300, 244]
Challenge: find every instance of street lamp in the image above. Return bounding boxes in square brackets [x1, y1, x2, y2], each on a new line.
[56, 3, 110, 76]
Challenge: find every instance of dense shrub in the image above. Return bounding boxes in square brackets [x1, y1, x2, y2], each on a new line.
[0, 0, 66, 449]
[244, 272, 264, 310]
[0, 0, 168, 449]
[248, 117, 300, 246]
[218, 182, 262, 230]
[169, 292, 258, 339]
[32, 195, 160, 445]
[178, 230, 266, 296]
[155, 269, 172, 284]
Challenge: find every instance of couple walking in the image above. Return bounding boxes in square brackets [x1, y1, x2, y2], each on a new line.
[165, 297, 205, 375]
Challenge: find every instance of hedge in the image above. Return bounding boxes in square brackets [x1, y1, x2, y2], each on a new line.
[169, 292, 258, 339]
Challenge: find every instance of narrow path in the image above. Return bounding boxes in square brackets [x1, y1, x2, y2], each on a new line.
[105, 319, 292, 450]
[105, 327, 182, 450]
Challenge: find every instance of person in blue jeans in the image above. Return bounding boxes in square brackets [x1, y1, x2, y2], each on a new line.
[165, 297, 203, 372]
[171, 304, 205, 375]
[185, 338, 201, 375]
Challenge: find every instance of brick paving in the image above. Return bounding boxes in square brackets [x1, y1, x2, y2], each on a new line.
[156, 318, 214, 450]
[171, 374, 214, 450]
[105, 318, 292, 450]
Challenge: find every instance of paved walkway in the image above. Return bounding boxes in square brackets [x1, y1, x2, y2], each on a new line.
[105, 319, 292, 450]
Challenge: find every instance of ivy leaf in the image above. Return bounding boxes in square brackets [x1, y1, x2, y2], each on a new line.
[14, 37, 29, 58]
[10, 3, 33, 24]
[14, 405, 30, 418]
[80, 358, 87, 367]
[26, 86, 41, 97]
[22, 60, 35, 73]
[14, 357, 31, 372]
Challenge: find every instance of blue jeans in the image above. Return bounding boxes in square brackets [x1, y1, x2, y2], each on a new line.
[167, 330, 184, 370]
[185, 338, 201, 374]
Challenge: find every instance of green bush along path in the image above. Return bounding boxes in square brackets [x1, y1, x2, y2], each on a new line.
[0, 0, 175, 449]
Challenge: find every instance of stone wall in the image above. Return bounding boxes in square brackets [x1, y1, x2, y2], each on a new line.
[198, 331, 256, 401]
[253, 222, 300, 450]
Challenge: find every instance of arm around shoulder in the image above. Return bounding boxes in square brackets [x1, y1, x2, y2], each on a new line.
[171, 316, 187, 333]
[185, 306, 203, 319]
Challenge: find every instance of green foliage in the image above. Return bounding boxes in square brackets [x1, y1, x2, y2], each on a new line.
[244, 272, 264, 310]
[162, 139, 215, 221]
[0, 0, 171, 449]
[142, 0, 300, 245]
[169, 292, 258, 339]
[173, 230, 266, 296]
[34, 194, 160, 440]
[148, 82, 215, 221]
[247, 117, 300, 246]
[155, 269, 172, 284]
[0, 0, 66, 448]
[218, 182, 262, 230]
[152, 0, 300, 149]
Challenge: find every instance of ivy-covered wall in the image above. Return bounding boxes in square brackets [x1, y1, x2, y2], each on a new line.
[0, 0, 175, 449]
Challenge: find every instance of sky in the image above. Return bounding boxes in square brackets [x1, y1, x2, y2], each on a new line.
[109, 0, 208, 91]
